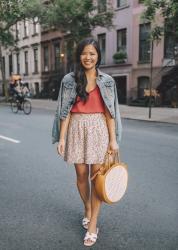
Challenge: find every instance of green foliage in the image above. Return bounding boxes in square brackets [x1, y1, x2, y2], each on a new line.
[113, 50, 127, 60]
[0, 0, 42, 98]
[40, 0, 114, 42]
[142, 0, 178, 41]
[0, 0, 43, 47]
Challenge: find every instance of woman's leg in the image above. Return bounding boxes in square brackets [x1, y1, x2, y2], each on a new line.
[87, 164, 102, 234]
[74, 164, 91, 219]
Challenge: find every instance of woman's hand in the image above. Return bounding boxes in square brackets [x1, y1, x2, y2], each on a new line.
[107, 140, 119, 154]
[57, 139, 65, 156]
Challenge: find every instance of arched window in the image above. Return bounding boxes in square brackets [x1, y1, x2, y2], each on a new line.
[138, 76, 149, 98]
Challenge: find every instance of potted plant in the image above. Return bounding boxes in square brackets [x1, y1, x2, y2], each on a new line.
[113, 50, 127, 64]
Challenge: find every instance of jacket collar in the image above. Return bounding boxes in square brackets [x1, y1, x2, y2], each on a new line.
[97, 68, 105, 78]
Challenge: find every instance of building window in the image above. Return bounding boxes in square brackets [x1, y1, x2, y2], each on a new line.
[9, 54, 13, 76]
[34, 48, 38, 73]
[33, 17, 38, 34]
[24, 20, 29, 37]
[2, 57, 5, 76]
[138, 76, 149, 98]
[16, 53, 20, 74]
[98, 0, 106, 13]
[54, 43, 60, 70]
[117, 0, 127, 8]
[164, 20, 178, 59]
[35, 82, 40, 96]
[98, 34, 106, 65]
[66, 40, 74, 72]
[44, 46, 49, 71]
[24, 51, 28, 75]
[139, 23, 151, 62]
[164, 32, 174, 59]
[15, 23, 20, 40]
[117, 29, 127, 52]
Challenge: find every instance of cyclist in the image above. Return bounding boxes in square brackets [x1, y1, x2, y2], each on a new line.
[10, 79, 24, 107]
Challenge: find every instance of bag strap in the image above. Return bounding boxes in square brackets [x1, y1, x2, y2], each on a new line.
[105, 150, 121, 166]
[90, 152, 120, 181]
[113, 151, 121, 163]
[90, 166, 104, 181]
[90, 151, 121, 181]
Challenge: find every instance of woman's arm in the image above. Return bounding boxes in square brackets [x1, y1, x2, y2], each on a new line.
[59, 112, 71, 141]
[104, 105, 119, 153]
[57, 112, 71, 156]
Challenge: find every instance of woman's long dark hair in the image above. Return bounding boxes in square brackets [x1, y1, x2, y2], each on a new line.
[74, 37, 101, 102]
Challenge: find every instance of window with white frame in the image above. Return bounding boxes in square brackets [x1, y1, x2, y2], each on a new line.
[16, 53, 20, 74]
[164, 19, 178, 59]
[44, 46, 49, 71]
[117, 0, 127, 8]
[98, 34, 106, 65]
[2, 57, 5, 77]
[117, 29, 127, 52]
[24, 51, 28, 75]
[98, 0, 106, 13]
[34, 48, 38, 73]
[15, 23, 20, 40]
[33, 17, 39, 34]
[139, 23, 151, 62]
[54, 43, 60, 70]
[24, 20, 29, 37]
[9, 54, 13, 76]
[138, 76, 149, 98]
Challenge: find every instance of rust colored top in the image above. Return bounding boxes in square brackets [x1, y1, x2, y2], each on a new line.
[71, 85, 105, 113]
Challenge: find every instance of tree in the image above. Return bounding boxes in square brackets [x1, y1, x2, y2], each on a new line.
[41, 0, 114, 43]
[0, 0, 43, 99]
[142, 0, 178, 115]
[39, 0, 114, 75]
[142, 0, 178, 55]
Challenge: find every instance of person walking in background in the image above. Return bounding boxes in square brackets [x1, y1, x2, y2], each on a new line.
[52, 37, 122, 247]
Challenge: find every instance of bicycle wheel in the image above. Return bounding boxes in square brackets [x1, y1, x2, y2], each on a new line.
[10, 100, 18, 113]
[23, 100, 32, 115]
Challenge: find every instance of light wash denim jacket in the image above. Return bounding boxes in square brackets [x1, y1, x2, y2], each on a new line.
[52, 69, 122, 145]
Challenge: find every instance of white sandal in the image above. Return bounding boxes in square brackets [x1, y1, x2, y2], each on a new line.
[84, 228, 99, 247]
[82, 217, 90, 229]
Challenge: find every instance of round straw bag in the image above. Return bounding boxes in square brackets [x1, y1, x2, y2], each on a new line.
[91, 151, 128, 204]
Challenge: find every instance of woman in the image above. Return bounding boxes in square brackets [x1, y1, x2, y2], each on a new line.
[52, 37, 122, 246]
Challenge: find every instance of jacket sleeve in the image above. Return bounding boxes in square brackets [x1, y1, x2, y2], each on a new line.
[114, 81, 122, 144]
[51, 80, 64, 144]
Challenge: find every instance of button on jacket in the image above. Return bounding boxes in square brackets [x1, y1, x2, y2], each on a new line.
[52, 69, 122, 145]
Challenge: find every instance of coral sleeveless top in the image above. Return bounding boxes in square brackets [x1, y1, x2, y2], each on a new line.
[71, 85, 105, 113]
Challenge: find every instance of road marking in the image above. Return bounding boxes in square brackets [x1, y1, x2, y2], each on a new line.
[0, 135, 20, 143]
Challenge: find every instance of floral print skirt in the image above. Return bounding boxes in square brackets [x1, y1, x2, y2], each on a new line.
[64, 113, 109, 165]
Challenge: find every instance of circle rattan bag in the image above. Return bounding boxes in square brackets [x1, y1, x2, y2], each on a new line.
[91, 152, 128, 204]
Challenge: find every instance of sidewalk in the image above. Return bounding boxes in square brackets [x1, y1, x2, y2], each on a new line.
[1, 97, 178, 124]
[31, 99, 178, 124]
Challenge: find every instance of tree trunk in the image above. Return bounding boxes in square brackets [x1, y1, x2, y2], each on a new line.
[0, 44, 8, 100]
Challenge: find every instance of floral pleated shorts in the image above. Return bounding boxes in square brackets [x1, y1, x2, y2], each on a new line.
[64, 113, 109, 165]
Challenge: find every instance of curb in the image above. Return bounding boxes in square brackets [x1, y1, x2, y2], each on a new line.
[1, 100, 178, 125]
[123, 117, 178, 125]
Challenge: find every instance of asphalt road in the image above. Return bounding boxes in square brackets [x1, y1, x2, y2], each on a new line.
[0, 106, 178, 250]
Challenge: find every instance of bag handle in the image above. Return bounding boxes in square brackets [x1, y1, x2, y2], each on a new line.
[113, 150, 121, 163]
[105, 150, 121, 166]
[90, 150, 121, 181]
[90, 166, 104, 181]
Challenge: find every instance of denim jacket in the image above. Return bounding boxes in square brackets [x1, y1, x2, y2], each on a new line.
[52, 69, 122, 145]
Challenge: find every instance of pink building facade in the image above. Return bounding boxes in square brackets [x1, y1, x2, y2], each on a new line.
[92, 0, 172, 105]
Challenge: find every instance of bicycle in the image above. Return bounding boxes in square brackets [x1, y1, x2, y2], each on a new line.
[10, 94, 32, 115]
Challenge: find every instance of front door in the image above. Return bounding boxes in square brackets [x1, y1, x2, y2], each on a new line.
[113, 76, 127, 104]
